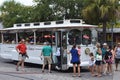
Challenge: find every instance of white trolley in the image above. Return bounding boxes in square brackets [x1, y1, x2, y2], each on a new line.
[0, 19, 97, 70]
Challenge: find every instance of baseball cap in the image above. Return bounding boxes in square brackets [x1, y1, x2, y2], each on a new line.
[103, 43, 107, 45]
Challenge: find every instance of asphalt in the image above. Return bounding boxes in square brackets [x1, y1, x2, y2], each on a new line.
[113, 66, 120, 80]
[0, 58, 119, 80]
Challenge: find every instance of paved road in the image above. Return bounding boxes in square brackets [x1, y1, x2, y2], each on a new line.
[0, 57, 119, 80]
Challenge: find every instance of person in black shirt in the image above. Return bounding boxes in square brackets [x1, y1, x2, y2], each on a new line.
[103, 46, 113, 75]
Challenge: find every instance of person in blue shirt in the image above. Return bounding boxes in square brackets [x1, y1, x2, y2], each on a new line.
[69, 45, 81, 77]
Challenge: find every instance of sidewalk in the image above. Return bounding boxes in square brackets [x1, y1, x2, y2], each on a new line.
[113, 64, 120, 80]
[0, 63, 119, 80]
[0, 67, 81, 80]
[113, 70, 120, 80]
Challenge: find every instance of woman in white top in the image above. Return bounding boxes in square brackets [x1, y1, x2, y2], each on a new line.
[95, 42, 102, 77]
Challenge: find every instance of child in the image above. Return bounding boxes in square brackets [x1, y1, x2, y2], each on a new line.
[89, 52, 95, 76]
[77, 46, 81, 56]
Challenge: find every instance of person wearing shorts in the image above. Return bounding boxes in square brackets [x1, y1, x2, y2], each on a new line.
[16, 39, 28, 71]
[101, 43, 107, 73]
[114, 43, 120, 71]
[95, 43, 102, 77]
[41, 42, 52, 73]
[43, 56, 52, 65]
[88, 53, 96, 76]
[69, 45, 81, 77]
[18, 53, 27, 61]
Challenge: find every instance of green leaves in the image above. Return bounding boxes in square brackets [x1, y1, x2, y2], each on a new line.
[82, 0, 119, 24]
[0, 0, 119, 28]
[82, 0, 119, 42]
[0, 0, 33, 28]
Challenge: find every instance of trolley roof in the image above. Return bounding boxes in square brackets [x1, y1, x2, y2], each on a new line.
[0, 19, 97, 31]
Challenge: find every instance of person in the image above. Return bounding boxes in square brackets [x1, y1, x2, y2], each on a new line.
[114, 43, 120, 71]
[41, 42, 52, 73]
[104, 46, 113, 75]
[101, 43, 108, 73]
[77, 46, 81, 56]
[16, 39, 28, 71]
[95, 42, 102, 77]
[88, 52, 95, 76]
[55, 45, 61, 70]
[69, 45, 81, 77]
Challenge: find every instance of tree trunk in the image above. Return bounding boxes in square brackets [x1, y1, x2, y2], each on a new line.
[102, 22, 107, 43]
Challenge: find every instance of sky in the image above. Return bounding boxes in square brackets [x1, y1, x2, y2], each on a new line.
[0, 0, 34, 6]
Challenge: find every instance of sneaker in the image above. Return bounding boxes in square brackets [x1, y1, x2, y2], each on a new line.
[103, 73, 107, 75]
[103, 72, 107, 76]
[55, 66, 60, 70]
[21, 69, 25, 72]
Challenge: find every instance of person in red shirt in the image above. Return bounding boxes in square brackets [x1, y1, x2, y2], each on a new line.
[16, 39, 28, 71]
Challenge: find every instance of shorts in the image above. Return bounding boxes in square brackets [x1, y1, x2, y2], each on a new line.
[105, 59, 112, 64]
[89, 62, 95, 67]
[18, 54, 26, 60]
[115, 58, 120, 64]
[44, 56, 52, 65]
[72, 61, 80, 65]
[95, 60, 102, 66]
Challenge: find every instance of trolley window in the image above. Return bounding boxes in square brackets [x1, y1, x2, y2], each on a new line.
[82, 29, 91, 45]
[3, 33, 16, 44]
[36, 31, 55, 45]
[68, 29, 81, 45]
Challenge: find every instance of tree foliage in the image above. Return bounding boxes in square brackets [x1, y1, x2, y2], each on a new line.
[0, 0, 119, 29]
[0, 0, 33, 28]
[82, 0, 120, 42]
[32, 0, 85, 22]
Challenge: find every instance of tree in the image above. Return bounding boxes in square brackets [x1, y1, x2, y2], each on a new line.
[0, 0, 33, 28]
[82, 0, 119, 43]
[33, 0, 85, 22]
[1, 0, 86, 27]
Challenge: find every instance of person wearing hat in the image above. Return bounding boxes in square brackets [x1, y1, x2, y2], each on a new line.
[41, 42, 52, 73]
[114, 43, 120, 71]
[101, 43, 108, 74]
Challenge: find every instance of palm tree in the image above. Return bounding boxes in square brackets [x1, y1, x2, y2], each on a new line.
[82, 0, 119, 43]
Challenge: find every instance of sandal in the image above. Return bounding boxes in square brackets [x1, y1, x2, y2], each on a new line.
[97, 75, 102, 77]
[78, 75, 81, 77]
[42, 70, 44, 73]
[92, 74, 95, 77]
